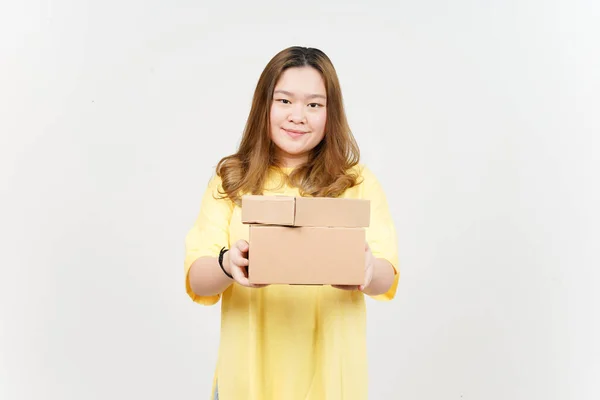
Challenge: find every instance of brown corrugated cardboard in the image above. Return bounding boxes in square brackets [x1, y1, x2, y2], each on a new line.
[248, 226, 365, 285]
[294, 197, 370, 228]
[242, 195, 370, 285]
[241, 195, 295, 226]
[241, 195, 369, 227]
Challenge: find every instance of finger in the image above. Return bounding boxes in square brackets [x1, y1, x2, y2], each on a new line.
[229, 249, 249, 267]
[230, 264, 252, 287]
[360, 257, 375, 291]
[236, 240, 249, 253]
[359, 267, 374, 291]
[230, 262, 266, 289]
[231, 254, 249, 268]
[236, 240, 250, 258]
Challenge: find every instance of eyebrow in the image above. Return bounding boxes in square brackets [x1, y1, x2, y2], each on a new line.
[273, 90, 327, 100]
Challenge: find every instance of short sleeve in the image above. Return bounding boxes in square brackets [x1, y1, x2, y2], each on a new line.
[184, 174, 234, 305]
[360, 166, 400, 301]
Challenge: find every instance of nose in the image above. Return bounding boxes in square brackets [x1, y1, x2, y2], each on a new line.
[288, 104, 306, 124]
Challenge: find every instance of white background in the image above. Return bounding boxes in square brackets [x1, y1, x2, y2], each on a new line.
[1, 1, 599, 399]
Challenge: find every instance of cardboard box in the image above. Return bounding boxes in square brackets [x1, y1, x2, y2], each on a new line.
[248, 226, 365, 285]
[242, 195, 370, 227]
[242, 195, 370, 285]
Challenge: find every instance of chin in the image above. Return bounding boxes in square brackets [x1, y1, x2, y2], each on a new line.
[280, 147, 307, 156]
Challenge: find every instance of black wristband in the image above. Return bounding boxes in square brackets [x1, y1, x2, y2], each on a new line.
[218, 247, 233, 279]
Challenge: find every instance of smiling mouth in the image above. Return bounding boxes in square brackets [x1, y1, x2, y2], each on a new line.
[283, 128, 309, 137]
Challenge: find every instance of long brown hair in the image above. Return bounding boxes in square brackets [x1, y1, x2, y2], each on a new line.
[216, 46, 361, 204]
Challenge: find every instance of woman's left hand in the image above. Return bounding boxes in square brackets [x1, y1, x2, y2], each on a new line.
[332, 242, 375, 292]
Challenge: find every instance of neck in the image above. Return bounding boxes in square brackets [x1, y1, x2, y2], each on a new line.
[277, 153, 308, 168]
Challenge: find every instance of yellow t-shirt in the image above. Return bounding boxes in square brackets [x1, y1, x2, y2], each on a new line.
[184, 164, 399, 400]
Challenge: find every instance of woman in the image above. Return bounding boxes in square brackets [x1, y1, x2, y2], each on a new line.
[184, 46, 399, 400]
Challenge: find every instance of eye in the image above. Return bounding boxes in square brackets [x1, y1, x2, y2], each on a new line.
[275, 99, 291, 104]
[308, 103, 323, 108]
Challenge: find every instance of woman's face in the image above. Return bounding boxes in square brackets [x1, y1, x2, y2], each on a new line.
[269, 66, 327, 167]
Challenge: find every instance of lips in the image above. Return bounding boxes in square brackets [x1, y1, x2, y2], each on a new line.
[282, 128, 308, 138]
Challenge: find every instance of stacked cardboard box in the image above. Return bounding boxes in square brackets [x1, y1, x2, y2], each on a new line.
[241, 195, 370, 285]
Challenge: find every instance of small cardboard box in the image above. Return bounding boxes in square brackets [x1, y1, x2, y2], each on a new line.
[242, 195, 370, 227]
[241, 195, 370, 285]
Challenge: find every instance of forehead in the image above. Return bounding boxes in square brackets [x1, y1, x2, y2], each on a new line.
[274, 66, 326, 95]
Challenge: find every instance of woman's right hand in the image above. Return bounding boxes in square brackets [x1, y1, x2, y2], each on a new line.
[225, 240, 269, 288]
